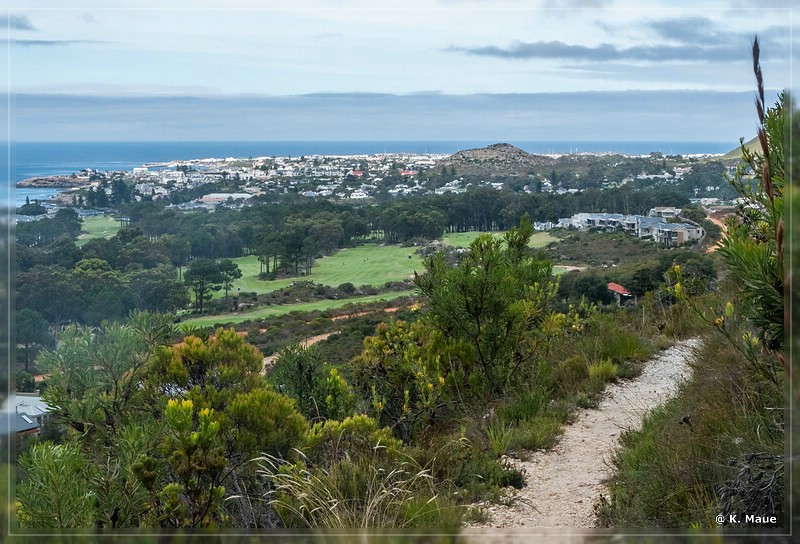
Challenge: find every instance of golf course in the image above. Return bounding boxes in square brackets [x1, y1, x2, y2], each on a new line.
[224, 243, 425, 298]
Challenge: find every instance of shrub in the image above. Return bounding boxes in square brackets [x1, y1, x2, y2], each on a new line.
[497, 388, 548, 425]
[337, 282, 356, 294]
[483, 417, 512, 458]
[550, 355, 588, 397]
[302, 414, 403, 467]
[588, 358, 618, 385]
[259, 444, 462, 528]
[507, 416, 562, 452]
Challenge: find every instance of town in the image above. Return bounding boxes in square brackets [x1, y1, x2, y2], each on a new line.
[16, 144, 739, 226]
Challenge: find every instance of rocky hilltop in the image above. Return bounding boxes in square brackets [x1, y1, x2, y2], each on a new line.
[442, 143, 556, 177]
[16, 175, 92, 188]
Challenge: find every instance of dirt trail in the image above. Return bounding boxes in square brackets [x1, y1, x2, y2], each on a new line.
[261, 332, 339, 374]
[705, 214, 728, 253]
[465, 338, 700, 531]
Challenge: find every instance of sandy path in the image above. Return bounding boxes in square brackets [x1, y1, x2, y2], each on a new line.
[704, 215, 727, 253]
[464, 338, 700, 532]
[260, 306, 404, 373]
[261, 332, 339, 374]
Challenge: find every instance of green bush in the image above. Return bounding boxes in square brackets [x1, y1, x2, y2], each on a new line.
[508, 416, 562, 452]
[588, 358, 618, 386]
[302, 414, 403, 467]
[497, 388, 547, 425]
[550, 355, 588, 397]
[578, 314, 652, 365]
[338, 282, 356, 294]
[260, 452, 462, 528]
[407, 435, 524, 502]
[483, 417, 512, 458]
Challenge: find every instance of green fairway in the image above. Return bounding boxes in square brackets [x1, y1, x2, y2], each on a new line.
[76, 216, 122, 246]
[227, 244, 424, 297]
[307, 244, 423, 286]
[226, 256, 297, 295]
[442, 230, 556, 248]
[182, 290, 416, 327]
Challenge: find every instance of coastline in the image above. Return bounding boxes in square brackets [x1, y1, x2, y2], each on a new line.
[16, 175, 93, 188]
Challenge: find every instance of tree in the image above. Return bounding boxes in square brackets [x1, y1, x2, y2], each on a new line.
[16, 265, 83, 325]
[218, 259, 242, 301]
[128, 265, 190, 313]
[16, 370, 36, 392]
[20, 317, 307, 528]
[17, 443, 97, 528]
[572, 274, 614, 305]
[17, 201, 46, 216]
[627, 266, 659, 298]
[268, 344, 324, 420]
[16, 308, 52, 371]
[159, 234, 190, 280]
[413, 215, 557, 394]
[184, 259, 224, 313]
[72, 258, 132, 324]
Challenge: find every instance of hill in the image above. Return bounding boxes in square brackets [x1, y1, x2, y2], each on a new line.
[719, 135, 759, 161]
[442, 143, 556, 175]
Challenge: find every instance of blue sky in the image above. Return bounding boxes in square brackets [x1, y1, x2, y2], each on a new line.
[1, 0, 795, 142]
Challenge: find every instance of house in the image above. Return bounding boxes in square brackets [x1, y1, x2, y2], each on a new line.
[621, 215, 639, 234]
[653, 223, 705, 247]
[1, 393, 53, 444]
[607, 282, 633, 306]
[648, 207, 681, 219]
[636, 216, 665, 239]
[199, 193, 254, 205]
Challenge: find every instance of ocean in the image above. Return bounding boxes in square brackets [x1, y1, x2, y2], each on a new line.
[3, 140, 734, 208]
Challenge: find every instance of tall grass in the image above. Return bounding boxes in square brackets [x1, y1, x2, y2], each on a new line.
[483, 417, 512, 458]
[587, 358, 617, 387]
[258, 447, 463, 528]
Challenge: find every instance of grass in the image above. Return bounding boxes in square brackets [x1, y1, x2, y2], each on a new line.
[181, 290, 416, 327]
[76, 216, 121, 246]
[306, 244, 424, 286]
[442, 230, 556, 249]
[588, 358, 618, 386]
[258, 448, 463, 528]
[225, 244, 425, 298]
[507, 416, 563, 452]
[544, 229, 661, 268]
[483, 418, 513, 458]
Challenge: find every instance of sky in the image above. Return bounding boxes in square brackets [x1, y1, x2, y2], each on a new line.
[1, 0, 796, 142]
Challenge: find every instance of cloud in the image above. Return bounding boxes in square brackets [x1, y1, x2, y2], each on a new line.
[0, 15, 36, 31]
[450, 15, 789, 64]
[646, 17, 727, 46]
[11, 39, 105, 47]
[449, 40, 751, 62]
[542, 0, 614, 8]
[645, 17, 787, 52]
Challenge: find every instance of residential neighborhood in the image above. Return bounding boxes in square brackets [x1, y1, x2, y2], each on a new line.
[557, 207, 705, 247]
[15, 144, 741, 224]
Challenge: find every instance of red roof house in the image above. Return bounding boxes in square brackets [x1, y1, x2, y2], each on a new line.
[607, 282, 632, 306]
[607, 282, 630, 296]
